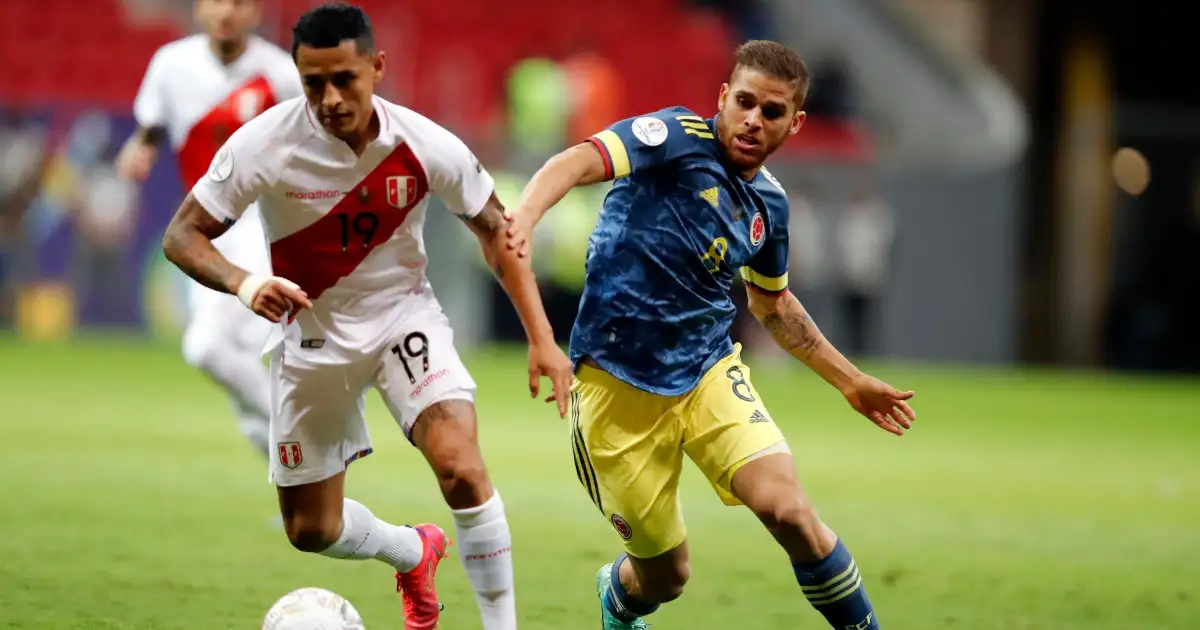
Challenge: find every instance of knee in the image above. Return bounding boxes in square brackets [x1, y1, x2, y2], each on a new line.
[434, 453, 491, 509]
[283, 513, 341, 553]
[417, 406, 492, 508]
[757, 496, 826, 548]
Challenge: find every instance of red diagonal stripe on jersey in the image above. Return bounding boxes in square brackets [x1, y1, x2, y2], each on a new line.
[271, 143, 430, 301]
[178, 74, 278, 189]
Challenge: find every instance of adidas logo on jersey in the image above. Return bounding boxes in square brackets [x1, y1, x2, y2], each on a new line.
[749, 410, 771, 424]
[699, 187, 720, 208]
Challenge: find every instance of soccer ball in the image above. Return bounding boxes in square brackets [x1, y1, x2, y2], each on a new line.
[262, 587, 365, 630]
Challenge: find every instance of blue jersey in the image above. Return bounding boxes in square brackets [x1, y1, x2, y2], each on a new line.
[570, 106, 792, 395]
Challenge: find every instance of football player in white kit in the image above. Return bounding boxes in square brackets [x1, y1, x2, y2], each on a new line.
[117, 0, 302, 457]
[161, 4, 574, 629]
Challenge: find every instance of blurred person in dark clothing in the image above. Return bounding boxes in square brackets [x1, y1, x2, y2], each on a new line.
[834, 174, 894, 357]
[804, 53, 859, 120]
[0, 109, 51, 328]
[70, 140, 141, 326]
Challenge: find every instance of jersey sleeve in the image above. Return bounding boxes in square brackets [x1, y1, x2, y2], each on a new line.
[741, 202, 791, 295]
[190, 118, 276, 225]
[132, 48, 170, 128]
[269, 59, 305, 101]
[587, 108, 711, 179]
[418, 119, 495, 219]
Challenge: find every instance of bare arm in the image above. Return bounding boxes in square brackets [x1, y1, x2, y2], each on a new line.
[162, 193, 246, 295]
[117, 126, 166, 180]
[515, 143, 609, 223]
[745, 286, 863, 393]
[466, 193, 555, 346]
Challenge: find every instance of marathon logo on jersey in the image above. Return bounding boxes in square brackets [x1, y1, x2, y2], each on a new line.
[285, 189, 346, 200]
[750, 212, 766, 246]
[409, 368, 451, 400]
[386, 175, 418, 209]
[278, 442, 303, 469]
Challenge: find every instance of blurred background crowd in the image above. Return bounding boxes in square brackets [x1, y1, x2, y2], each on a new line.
[0, 0, 1196, 372]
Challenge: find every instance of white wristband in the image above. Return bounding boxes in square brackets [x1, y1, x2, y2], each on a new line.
[235, 274, 302, 309]
[235, 274, 270, 309]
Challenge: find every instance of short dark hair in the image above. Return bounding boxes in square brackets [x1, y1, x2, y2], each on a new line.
[733, 40, 810, 108]
[291, 3, 374, 58]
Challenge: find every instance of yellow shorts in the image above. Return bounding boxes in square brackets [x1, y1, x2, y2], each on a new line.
[569, 344, 788, 559]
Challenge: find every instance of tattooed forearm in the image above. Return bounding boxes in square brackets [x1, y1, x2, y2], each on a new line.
[466, 194, 510, 280]
[761, 307, 825, 357]
[747, 287, 862, 390]
[162, 194, 241, 294]
[466, 193, 555, 345]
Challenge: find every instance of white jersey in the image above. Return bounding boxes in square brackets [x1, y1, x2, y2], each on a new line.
[133, 34, 302, 190]
[191, 96, 495, 361]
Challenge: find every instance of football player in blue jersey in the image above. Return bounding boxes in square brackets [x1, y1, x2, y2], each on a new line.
[505, 40, 916, 630]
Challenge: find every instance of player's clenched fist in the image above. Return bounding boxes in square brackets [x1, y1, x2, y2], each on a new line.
[235, 274, 314, 324]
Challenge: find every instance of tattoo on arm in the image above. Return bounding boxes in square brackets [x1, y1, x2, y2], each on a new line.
[162, 194, 243, 294]
[758, 297, 825, 357]
[465, 193, 508, 280]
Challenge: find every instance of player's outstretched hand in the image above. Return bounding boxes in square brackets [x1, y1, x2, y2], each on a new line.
[528, 342, 573, 418]
[840, 374, 916, 436]
[116, 142, 156, 182]
[237, 274, 314, 324]
[502, 207, 533, 259]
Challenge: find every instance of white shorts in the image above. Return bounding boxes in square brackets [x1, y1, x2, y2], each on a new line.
[267, 308, 477, 487]
[184, 206, 272, 352]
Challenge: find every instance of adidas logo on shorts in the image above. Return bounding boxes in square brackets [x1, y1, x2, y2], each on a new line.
[749, 410, 770, 424]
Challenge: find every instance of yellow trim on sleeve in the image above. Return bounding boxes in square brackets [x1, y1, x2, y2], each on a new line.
[740, 267, 789, 292]
[593, 130, 631, 178]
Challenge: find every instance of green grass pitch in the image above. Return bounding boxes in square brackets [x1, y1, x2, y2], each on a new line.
[1, 336, 1198, 629]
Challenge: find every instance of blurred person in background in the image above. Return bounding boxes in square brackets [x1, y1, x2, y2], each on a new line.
[0, 109, 50, 328]
[563, 40, 623, 148]
[116, 0, 302, 459]
[834, 173, 894, 357]
[71, 131, 141, 325]
[504, 56, 570, 170]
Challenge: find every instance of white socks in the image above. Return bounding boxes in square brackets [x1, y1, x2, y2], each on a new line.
[311, 492, 515, 629]
[452, 491, 516, 630]
[319, 498, 425, 573]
